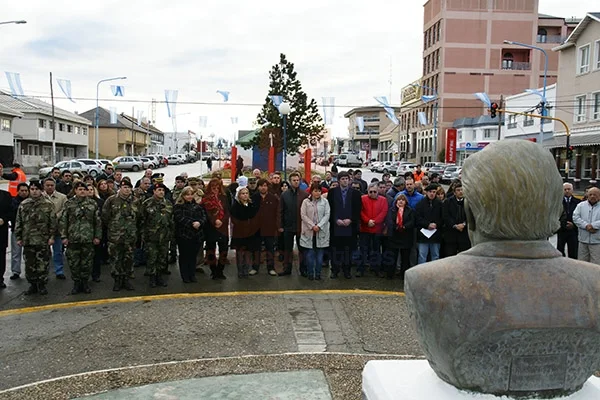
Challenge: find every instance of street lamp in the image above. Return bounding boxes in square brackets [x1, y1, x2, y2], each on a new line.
[0, 20, 27, 25]
[95, 76, 127, 158]
[412, 83, 438, 162]
[279, 102, 291, 181]
[503, 40, 548, 146]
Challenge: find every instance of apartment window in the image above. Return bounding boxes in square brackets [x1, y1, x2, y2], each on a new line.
[75, 126, 80, 134]
[59, 123, 65, 131]
[458, 131, 463, 141]
[65, 148, 74, 158]
[595, 40, 600, 70]
[27, 144, 39, 156]
[593, 92, 600, 120]
[537, 28, 547, 43]
[38, 119, 46, 128]
[42, 146, 52, 158]
[484, 129, 495, 139]
[502, 52, 514, 70]
[67, 124, 73, 133]
[508, 115, 517, 129]
[575, 95, 587, 123]
[578, 44, 590, 74]
[1, 119, 10, 131]
[524, 115, 534, 127]
[82, 127, 88, 135]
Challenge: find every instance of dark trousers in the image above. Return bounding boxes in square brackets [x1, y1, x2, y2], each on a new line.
[253, 236, 276, 271]
[359, 233, 382, 273]
[330, 237, 355, 275]
[444, 239, 471, 258]
[177, 238, 199, 281]
[206, 234, 229, 277]
[0, 246, 6, 283]
[92, 243, 103, 280]
[557, 232, 578, 259]
[282, 231, 306, 274]
[383, 248, 411, 278]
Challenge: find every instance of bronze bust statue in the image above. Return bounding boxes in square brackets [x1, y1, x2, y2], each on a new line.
[405, 140, 600, 398]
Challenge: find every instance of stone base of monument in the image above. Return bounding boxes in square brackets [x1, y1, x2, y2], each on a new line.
[362, 360, 600, 400]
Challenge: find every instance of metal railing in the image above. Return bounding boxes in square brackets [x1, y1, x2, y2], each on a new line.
[502, 61, 531, 70]
[536, 35, 565, 44]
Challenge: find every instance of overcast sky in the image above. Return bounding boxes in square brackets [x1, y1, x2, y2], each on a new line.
[0, 0, 595, 141]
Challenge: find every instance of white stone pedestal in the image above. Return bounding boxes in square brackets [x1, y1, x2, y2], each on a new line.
[362, 360, 600, 400]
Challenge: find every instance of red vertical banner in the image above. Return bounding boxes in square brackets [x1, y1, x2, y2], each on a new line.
[197, 141, 202, 153]
[304, 148, 311, 184]
[230, 146, 238, 180]
[268, 146, 275, 173]
[445, 128, 457, 164]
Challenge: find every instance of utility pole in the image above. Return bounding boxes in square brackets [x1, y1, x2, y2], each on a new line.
[131, 106, 135, 156]
[406, 118, 411, 161]
[49, 72, 57, 164]
[497, 95, 504, 141]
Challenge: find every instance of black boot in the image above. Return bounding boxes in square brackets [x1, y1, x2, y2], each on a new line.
[71, 281, 80, 295]
[81, 281, 92, 294]
[38, 282, 48, 295]
[113, 277, 122, 291]
[217, 263, 227, 280]
[122, 278, 134, 291]
[25, 283, 38, 295]
[155, 274, 168, 287]
[149, 275, 157, 288]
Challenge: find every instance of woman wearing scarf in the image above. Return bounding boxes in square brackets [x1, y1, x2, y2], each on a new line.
[201, 178, 231, 280]
[299, 183, 331, 280]
[230, 187, 260, 278]
[383, 194, 415, 279]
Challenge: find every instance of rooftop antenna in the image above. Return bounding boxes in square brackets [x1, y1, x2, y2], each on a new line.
[389, 56, 393, 103]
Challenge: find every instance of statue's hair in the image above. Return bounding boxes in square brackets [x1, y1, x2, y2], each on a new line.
[462, 140, 562, 240]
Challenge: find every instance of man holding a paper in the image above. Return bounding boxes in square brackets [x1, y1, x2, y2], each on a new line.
[415, 184, 444, 264]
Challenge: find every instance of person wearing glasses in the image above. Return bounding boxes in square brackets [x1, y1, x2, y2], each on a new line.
[56, 170, 74, 196]
[358, 183, 388, 277]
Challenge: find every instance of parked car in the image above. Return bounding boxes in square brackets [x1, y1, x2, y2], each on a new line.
[335, 153, 363, 167]
[97, 159, 114, 168]
[77, 159, 104, 177]
[450, 167, 462, 180]
[137, 157, 157, 169]
[428, 164, 448, 175]
[167, 155, 182, 165]
[396, 163, 417, 177]
[148, 154, 167, 167]
[442, 165, 461, 183]
[38, 160, 86, 178]
[112, 156, 143, 171]
[370, 161, 382, 172]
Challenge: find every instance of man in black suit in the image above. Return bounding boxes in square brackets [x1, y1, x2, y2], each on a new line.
[558, 182, 580, 259]
[0, 187, 13, 288]
[327, 171, 362, 279]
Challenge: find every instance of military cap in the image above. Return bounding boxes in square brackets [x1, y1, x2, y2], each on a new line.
[153, 183, 167, 191]
[151, 172, 164, 180]
[120, 180, 133, 188]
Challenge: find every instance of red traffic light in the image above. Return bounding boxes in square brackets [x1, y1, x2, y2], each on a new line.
[490, 102, 499, 110]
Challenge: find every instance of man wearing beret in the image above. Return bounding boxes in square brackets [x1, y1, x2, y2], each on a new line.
[14, 180, 57, 295]
[414, 184, 444, 264]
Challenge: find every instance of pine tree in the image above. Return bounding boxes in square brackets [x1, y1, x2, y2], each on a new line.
[246, 53, 325, 155]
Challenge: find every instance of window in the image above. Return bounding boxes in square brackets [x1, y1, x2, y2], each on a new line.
[49, 121, 55, 129]
[593, 92, 600, 120]
[524, 115, 534, 126]
[575, 95, 587, 123]
[42, 146, 52, 158]
[38, 119, 46, 128]
[508, 115, 517, 129]
[595, 40, 600, 70]
[65, 149, 75, 158]
[502, 52, 514, 70]
[1, 119, 10, 131]
[537, 28, 547, 43]
[67, 125, 73, 133]
[484, 129, 495, 139]
[578, 44, 590, 74]
[75, 126, 80, 134]
[82, 127, 88, 135]
[59, 123, 65, 131]
[27, 144, 39, 156]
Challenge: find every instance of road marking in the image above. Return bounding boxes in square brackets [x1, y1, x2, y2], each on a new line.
[0, 289, 404, 318]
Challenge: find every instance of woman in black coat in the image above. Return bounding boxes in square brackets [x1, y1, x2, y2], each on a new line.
[383, 193, 416, 279]
[174, 187, 207, 283]
[230, 187, 260, 278]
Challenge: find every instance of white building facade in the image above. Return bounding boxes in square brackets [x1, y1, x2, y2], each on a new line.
[502, 84, 557, 142]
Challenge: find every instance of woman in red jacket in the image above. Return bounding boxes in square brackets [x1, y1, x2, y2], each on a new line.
[358, 183, 389, 277]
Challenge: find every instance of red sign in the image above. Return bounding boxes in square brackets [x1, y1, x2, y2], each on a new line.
[445, 128, 457, 164]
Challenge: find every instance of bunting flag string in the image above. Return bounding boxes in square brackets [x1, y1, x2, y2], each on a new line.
[231, 117, 238, 124]
[418, 111, 428, 126]
[165, 90, 178, 118]
[109, 107, 118, 124]
[373, 96, 399, 125]
[198, 116, 207, 128]
[111, 85, 124, 97]
[4, 72, 25, 97]
[474, 92, 491, 107]
[322, 97, 335, 125]
[137, 110, 144, 126]
[356, 116, 364, 133]
[216, 90, 229, 102]
[56, 78, 75, 103]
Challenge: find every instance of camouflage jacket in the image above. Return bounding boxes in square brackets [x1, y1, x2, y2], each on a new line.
[59, 196, 102, 243]
[140, 196, 173, 243]
[134, 188, 149, 201]
[171, 187, 183, 204]
[14, 196, 57, 246]
[102, 194, 139, 244]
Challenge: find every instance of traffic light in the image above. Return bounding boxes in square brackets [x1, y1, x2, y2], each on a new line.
[490, 102, 499, 118]
[566, 146, 574, 159]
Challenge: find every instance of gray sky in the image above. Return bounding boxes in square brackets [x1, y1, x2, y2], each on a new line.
[0, 0, 595, 140]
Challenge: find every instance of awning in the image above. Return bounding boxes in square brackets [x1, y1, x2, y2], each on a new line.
[544, 132, 600, 149]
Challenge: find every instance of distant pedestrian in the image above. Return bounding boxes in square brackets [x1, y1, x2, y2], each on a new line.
[206, 156, 213, 172]
[9, 183, 29, 280]
[573, 187, 600, 265]
[557, 183, 580, 259]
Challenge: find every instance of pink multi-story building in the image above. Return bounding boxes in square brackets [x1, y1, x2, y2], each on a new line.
[405, 0, 578, 163]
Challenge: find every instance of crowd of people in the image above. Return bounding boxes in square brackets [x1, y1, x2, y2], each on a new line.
[0, 158, 476, 295]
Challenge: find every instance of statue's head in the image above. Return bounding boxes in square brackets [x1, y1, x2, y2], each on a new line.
[462, 140, 562, 244]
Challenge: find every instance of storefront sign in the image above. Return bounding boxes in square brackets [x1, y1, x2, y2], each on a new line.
[446, 129, 457, 164]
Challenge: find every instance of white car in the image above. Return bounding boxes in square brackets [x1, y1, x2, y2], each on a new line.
[396, 163, 417, 177]
[167, 155, 182, 165]
[77, 159, 104, 177]
[370, 161, 382, 172]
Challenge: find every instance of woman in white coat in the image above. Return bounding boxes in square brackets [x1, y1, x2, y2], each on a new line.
[300, 183, 331, 280]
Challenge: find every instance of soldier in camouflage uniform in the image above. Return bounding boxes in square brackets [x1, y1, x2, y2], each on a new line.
[102, 179, 139, 291]
[140, 183, 174, 287]
[134, 177, 151, 200]
[168, 176, 186, 265]
[59, 182, 102, 294]
[14, 180, 57, 295]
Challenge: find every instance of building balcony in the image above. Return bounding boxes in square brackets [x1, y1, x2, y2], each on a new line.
[502, 61, 531, 71]
[536, 34, 566, 44]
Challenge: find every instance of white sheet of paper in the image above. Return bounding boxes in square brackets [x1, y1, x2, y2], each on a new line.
[420, 228, 437, 239]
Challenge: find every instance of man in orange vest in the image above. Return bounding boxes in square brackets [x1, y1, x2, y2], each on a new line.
[1, 163, 27, 197]
[413, 164, 426, 182]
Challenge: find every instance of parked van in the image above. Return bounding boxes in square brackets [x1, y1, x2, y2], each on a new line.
[335, 153, 363, 167]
